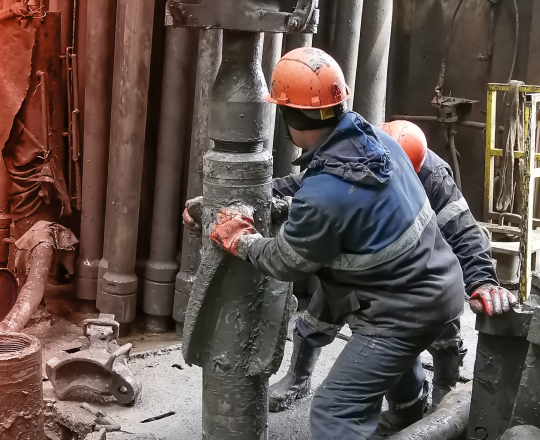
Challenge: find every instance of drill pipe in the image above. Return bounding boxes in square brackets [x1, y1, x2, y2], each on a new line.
[353, 0, 393, 125]
[172, 29, 223, 329]
[388, 381, 472, 440]
[183, 30, 273, 440]
[143, 26, 197, 333]
[272, 33, 312, 178]
[76, 0, 116, 302]
[262, 32, 283, 154]
[98, 0, 155, 324]
[0, 332, 43, 439]
[332, 0, 364, 109]
[312, 0, 337, 52]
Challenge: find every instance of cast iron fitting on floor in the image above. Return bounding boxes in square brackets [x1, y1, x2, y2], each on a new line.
[387, 381, 472, 440]
[0, 332, 43, 439]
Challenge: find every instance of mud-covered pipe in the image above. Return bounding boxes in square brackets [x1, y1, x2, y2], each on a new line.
[353, 0, 392, 125]
[98, 0, 155, 325]
[272, 33, 312, 178]
[0, 332, 43, 439]
[262, 33, 283, 154]
[332, 0, 363, 109]
[76, 0, 116, 302]
[0, 244, 53, 333]
[185, 30, 273, 440]
[172, 29, 222, 330]
[143, 26, 197, 333]
[388, 381, 472, 440]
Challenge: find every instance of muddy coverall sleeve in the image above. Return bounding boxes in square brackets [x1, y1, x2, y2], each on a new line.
[247, 197, 341, 282]
[428, 167, 498, 294]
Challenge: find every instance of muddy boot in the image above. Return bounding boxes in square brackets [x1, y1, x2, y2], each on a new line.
[269, 330, 322, 412]
[370, 382, 429, 439]
[429, 341, 467, 411]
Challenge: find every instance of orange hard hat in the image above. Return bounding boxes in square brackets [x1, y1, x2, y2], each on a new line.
[264, 47, 351, 110]
[379, 120, 428, 173]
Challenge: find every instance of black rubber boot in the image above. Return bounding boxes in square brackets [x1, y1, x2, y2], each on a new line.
[269, 330, 322, 412]
[429, 341, 467, 411]
[370, 381, 429, 439]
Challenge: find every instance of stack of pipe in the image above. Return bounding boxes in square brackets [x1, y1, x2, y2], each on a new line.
[143, 25, 198, 333]
[97, 0, 156, 329]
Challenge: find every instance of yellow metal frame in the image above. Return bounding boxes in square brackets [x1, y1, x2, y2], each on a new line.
[484, 83, 540, 300]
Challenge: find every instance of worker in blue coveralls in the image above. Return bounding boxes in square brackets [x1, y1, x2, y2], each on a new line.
[270, 118, 517, 438]
[185, 48, 517, 440]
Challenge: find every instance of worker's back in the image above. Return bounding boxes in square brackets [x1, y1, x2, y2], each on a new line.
[279, 112, 464, 336]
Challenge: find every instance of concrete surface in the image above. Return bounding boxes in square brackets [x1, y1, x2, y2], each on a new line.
[76, 304, 478, 440]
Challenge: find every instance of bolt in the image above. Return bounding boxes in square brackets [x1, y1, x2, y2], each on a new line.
[289, 17, 300, 30]
[475, 427, 488, 440]
[118, 386, 128, 395]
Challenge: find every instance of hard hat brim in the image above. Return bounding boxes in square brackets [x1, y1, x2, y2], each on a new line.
[262, 92, 351, 110]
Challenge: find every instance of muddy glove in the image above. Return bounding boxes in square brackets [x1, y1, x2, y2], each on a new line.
[271, 197, 290, 228]
[210, 207, 262, 259]
[182, 196, 203, 236]
[469, 284, 518, 316]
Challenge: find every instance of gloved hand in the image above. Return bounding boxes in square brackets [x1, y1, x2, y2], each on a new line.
[469, 284, 518, 316]
[210, 206, 259, 257]
[271, 197, 290, 227]
[182, 196, 203, 236]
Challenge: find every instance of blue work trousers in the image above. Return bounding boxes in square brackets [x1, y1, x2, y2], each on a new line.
[310, 331, 442, 440]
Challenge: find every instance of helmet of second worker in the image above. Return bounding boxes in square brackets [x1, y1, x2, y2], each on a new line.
[380, 120, 428, 173]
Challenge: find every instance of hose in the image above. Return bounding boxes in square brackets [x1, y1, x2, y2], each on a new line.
[0, 244, 54, 333]
[449, 128, 462, 191]
[434, 0, 465, 98]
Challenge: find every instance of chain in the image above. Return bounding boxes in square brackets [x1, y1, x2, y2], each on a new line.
[518, 101, 532, 303]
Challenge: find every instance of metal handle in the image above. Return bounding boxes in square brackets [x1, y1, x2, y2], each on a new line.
[104, 343, 132, 370]
[83, 318, 120, 339]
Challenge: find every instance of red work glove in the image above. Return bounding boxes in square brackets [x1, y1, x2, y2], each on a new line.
[210, 207, 259, 257]
[469, 284, 518, 316]
[183, 196, 203, 236]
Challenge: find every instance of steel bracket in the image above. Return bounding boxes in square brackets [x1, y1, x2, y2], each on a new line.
[46, 314, 141, 405]
[166, 0, 319, 33]
[431, 95, 478, 124]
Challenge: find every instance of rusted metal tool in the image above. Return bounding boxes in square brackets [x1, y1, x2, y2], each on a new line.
[46, 314, 141, 406]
